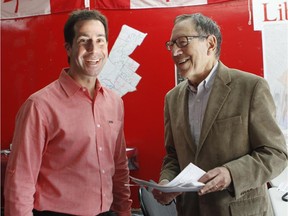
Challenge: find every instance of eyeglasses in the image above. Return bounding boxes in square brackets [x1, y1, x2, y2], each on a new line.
[165, 35, 209, 51]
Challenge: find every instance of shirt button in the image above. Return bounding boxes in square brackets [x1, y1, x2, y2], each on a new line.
[82, 88, 86, 92]
[102, 170, 105, 174]
[197, 99, 200, 102]
[99, 147, 103, 151]
[97, 124, 100, 128]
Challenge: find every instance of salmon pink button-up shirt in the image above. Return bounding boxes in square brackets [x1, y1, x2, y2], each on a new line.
[4, 69, 132, 216]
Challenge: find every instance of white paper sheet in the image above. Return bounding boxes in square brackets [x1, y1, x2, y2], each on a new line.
[130, 163, 206, 192]
[99, 25, 147, 97]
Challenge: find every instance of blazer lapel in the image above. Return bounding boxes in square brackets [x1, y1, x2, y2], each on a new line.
[197, 62, 232, 154]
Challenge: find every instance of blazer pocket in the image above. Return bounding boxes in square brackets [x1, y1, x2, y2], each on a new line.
[215, 115, 242, 128]
[229, 196, 267, 216]
[212, 115, 244, 144]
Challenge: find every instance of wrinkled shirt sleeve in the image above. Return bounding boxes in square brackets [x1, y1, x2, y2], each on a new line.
[4, 99, 47, 216]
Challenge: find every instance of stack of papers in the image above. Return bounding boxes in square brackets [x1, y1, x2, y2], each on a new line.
[130, 163, 206, 192]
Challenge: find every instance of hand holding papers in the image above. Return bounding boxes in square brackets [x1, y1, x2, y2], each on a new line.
[130, 163, 206, 192]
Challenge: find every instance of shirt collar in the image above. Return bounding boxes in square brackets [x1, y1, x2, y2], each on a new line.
[204, 61, 218, 89]
[59, 68, 103, 97]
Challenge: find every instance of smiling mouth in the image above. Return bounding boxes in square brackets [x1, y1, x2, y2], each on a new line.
[86, 59, 100, 65]
[178, 58, 190, 65]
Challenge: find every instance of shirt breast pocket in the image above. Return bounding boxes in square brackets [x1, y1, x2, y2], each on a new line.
[103, 119, 122, 146]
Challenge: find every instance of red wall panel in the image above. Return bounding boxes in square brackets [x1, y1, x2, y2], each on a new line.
[1, 0, 262, 208]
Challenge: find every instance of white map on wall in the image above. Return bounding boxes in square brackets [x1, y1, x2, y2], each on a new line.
[99, 25, 147, 97]
[262, 22, 288, 142]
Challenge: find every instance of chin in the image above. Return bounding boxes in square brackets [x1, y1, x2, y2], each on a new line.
[179, 70, 189, 79]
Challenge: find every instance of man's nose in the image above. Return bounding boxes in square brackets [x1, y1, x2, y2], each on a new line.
[87, 41, 98, 53]
[172, 45, 183, 56]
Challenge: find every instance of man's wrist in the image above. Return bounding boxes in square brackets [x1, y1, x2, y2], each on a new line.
[164, 198, 176, 206]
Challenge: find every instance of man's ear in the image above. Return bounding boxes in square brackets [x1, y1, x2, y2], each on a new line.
[207, 35, 217, 55]
[64, 42, 72, 56]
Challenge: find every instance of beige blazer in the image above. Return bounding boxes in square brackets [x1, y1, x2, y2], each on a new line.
[160, 62, 287, 216]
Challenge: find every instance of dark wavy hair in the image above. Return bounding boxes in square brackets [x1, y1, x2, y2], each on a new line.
[64, 9, 108, 46]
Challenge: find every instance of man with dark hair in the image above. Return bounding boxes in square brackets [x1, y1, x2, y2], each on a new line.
[153, 13, 287, 216]
[4, 9, 132, 216]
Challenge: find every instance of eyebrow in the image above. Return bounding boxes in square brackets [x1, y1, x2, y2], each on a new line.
[77, 33, 106, 38]
[96, 33, 106, 37]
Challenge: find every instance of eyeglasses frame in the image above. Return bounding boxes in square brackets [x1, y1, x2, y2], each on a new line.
[165, 35, 209, 51]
